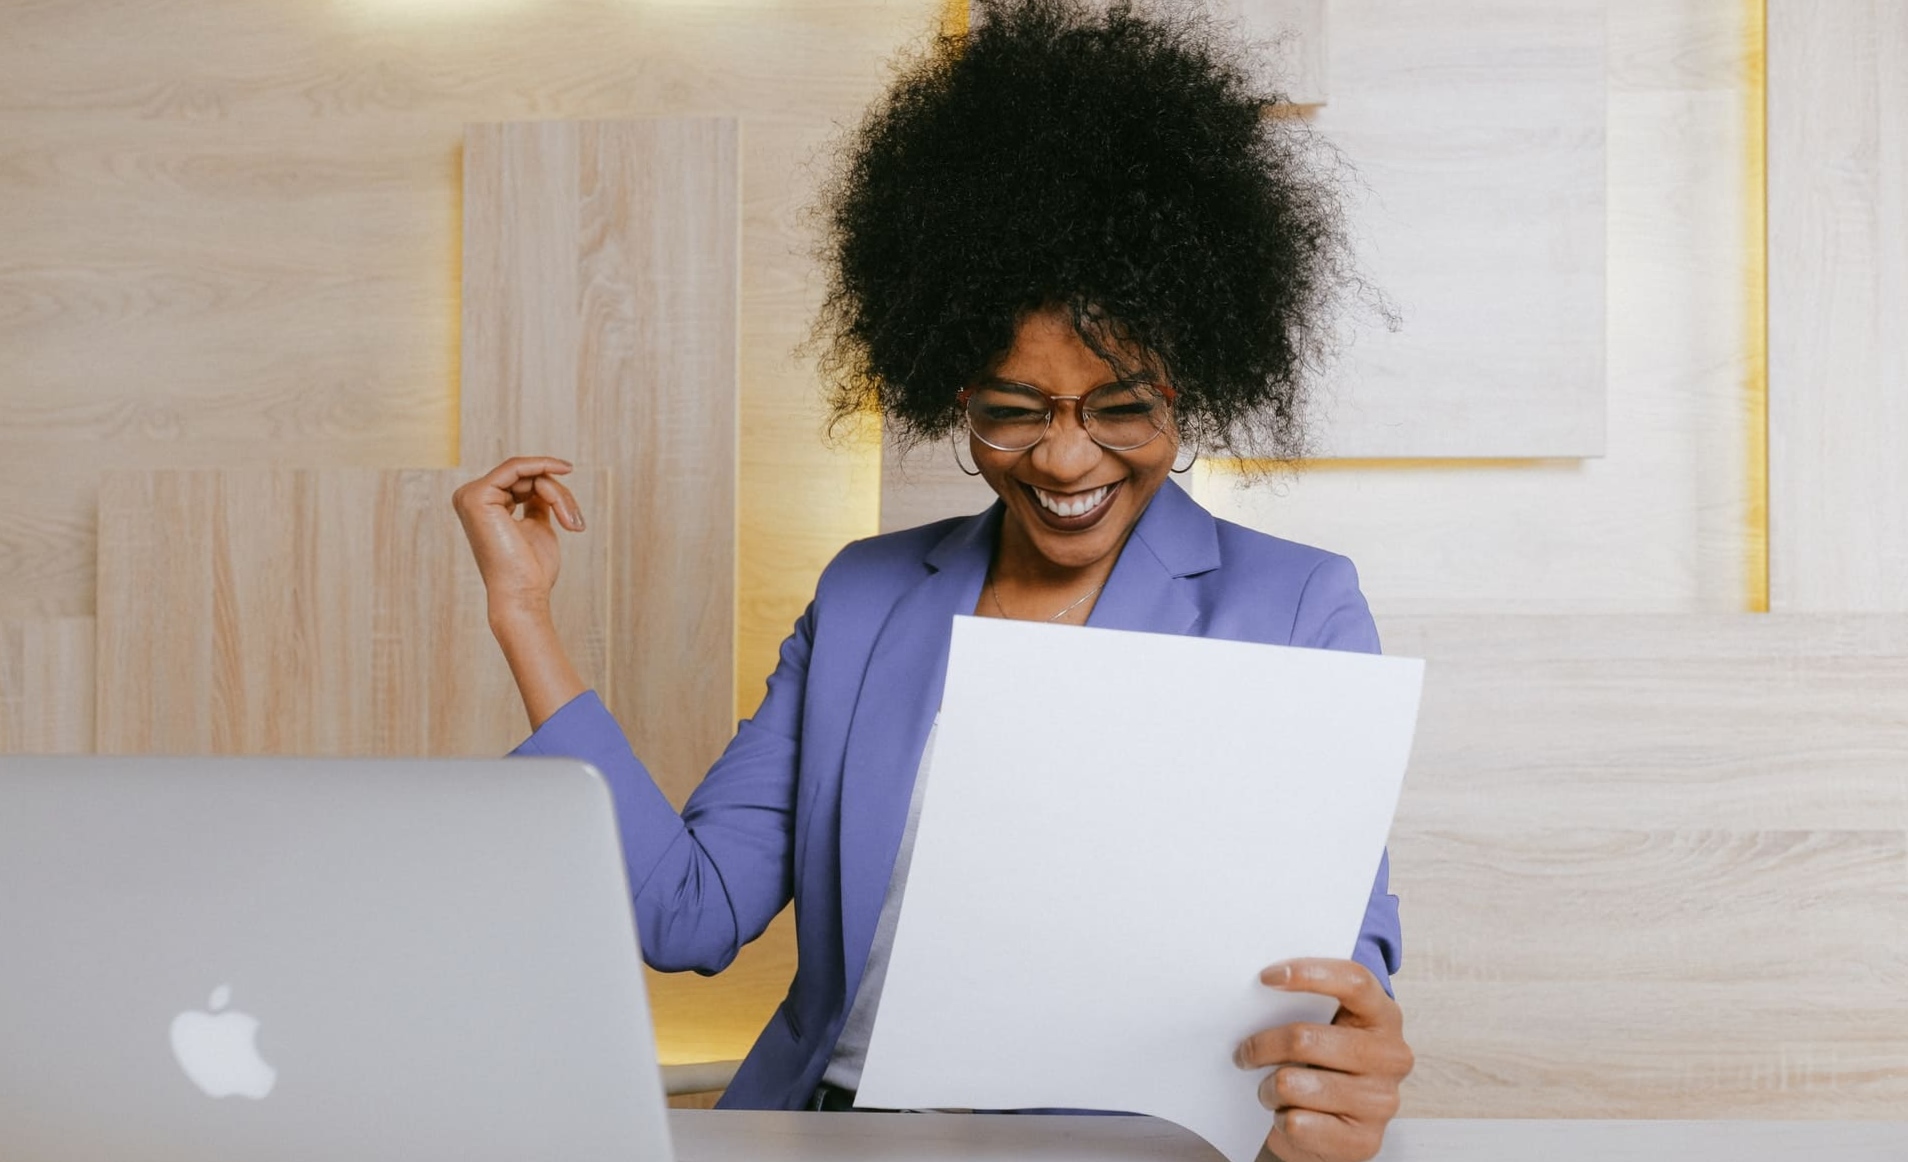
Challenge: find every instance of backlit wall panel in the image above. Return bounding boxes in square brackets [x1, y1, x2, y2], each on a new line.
[463, 118, 740, 806]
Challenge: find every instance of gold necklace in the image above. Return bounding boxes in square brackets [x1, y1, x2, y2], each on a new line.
[990, 577, 1105, 623]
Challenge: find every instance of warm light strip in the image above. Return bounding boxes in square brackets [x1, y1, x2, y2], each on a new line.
[1744, 0, 1770, 612]
[942, 0, 969, 39]
[1214, 458, 1564, 474]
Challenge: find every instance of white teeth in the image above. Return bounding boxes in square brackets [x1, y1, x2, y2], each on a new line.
[1032, 484, 1111, 517]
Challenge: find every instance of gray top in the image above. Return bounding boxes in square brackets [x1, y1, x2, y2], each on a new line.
[823, 723, 938, 1093]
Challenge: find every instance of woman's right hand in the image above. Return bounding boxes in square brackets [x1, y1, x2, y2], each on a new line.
[451, 456, 586, 625]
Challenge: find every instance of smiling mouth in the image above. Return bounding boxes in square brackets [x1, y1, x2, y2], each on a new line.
[1023, 481, 1120, 529]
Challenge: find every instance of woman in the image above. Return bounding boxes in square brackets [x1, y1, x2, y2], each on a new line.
[453, 3, 1412, 1160]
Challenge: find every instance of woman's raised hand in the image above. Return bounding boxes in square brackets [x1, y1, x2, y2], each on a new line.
[451, 456, 586, 623]
[1234, 959, 1413, 1162]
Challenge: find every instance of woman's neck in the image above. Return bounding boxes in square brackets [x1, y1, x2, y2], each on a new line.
[989, 516, 1130, 594]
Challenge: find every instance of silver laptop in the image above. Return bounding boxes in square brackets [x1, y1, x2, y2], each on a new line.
[0, 755, 674, 1162]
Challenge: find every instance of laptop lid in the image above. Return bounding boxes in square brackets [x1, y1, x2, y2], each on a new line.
[0, 755, 673, 1162]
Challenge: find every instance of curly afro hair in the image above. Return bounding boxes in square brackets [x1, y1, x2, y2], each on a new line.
[812, 0, 1359, 460]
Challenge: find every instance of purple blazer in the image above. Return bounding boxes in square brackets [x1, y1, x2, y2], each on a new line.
[512, 478, 1401, 1110]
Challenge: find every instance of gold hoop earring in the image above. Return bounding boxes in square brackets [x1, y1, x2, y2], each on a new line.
[953, 433, 982, 477]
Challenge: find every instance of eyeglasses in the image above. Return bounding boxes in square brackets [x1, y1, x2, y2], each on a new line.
[956, 379, 1177, 453]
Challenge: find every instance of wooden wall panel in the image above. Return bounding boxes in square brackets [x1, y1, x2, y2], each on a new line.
[1381, 614, 1908, 833]
[1768, 1, 1908, 611]
[463, 118, 738, 807]
[95, 469, 608, 756]
[1383, 614, 1908, 1117]
[879, 438, 999, 535]
[465, 105, 786, 1070]
[1401, 976, 1908, 1119]
[0, 618, 94, 754]
[0, 117, 464, 620]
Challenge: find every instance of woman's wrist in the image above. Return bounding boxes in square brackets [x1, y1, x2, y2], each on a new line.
[487, 595, 554, 637]
[487, 601, 586, 729]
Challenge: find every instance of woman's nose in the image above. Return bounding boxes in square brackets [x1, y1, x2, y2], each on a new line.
[1030, 399, 1102, 479]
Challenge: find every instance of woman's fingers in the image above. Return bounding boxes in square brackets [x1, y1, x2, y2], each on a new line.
[456, 456, 571, 508]
[483, 455, 574, 488]
[1236, 958, 1414, 1160]
[526, 472, 584, 531]
[1258, 1065, 1402, 1122]
[1235, 1021, 1369, 1074]
[1266, 1106, 1386, 1162]
[450, 456, 590, 616]
[1262, 959, 1400, 1031]
[454, 457, 585, 529]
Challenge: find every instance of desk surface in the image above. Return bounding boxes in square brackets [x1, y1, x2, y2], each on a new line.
[670, 1111, 1908, 1162]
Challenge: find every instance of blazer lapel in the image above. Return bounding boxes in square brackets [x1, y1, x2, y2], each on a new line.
[835, 507, 996, 1003]
[1085, 478, 1218, 636]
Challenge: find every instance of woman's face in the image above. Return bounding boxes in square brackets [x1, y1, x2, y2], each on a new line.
[971, 307, 1179, 575]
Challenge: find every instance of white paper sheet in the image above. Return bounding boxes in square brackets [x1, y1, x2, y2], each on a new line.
[856, 616, 1424, 1162]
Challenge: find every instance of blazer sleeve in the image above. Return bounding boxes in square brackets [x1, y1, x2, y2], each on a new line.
[511, 602, 815, 975]
[1291, 552, 1404, 996]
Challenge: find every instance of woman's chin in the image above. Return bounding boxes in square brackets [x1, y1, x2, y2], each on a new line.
[1005, 505, 1130, 573]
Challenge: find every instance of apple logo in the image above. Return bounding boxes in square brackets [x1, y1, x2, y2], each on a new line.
[169, 984, 278, 1099]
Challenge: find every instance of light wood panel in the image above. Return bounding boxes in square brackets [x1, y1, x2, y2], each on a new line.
[1399, 976, 1908, 1119]
[0, 618, 94, 754]
[1768, 1, 1908, 611]
[462, 118, 738, 807]
[879, 436, 998, 534]
[1381, 614, 1908, 832]
[1383, 613, 1908, 1116]
[0, 117, 465, 620]
[95, 469, 608, 756]
[1394, 830, 1908, 1116]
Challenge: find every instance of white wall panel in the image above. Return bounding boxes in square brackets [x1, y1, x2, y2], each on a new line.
[1230, 0, 1327, 105]
[1768, 1, 1908, 611]
[1199, 0, 1754, 615]
[1310, 0, 1606, 459]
